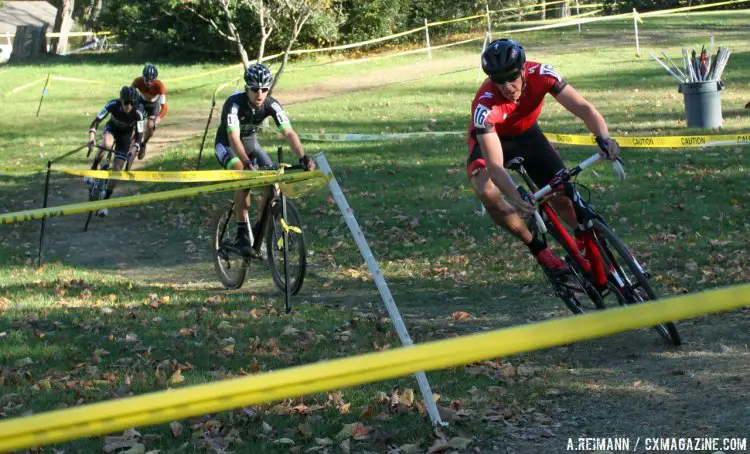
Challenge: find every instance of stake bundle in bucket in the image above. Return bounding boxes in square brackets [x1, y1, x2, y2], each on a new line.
[648, 39, 731, 129]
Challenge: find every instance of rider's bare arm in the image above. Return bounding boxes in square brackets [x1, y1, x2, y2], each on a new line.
[553, 85, 610, 137]
[228, 129, 251, 167]
[478, 133, 526, 203]
[281, 127, 305, 159]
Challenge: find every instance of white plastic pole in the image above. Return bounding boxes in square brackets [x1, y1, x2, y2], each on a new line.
[633, 8, 640, 57]
[477, 33, 489, 82]
[424, 19, 432, 61]
[575, 0, 582, 32]
[486, 4, 492, 42]
[313, 152, 446, 427]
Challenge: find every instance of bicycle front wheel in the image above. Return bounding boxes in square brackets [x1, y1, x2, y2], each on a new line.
[211, 203, 248, 290]
[590, 219, 681, 346]
[266, 198, 307, 295]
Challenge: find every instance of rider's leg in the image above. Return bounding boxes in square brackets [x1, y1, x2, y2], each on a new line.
[472, 168, 532, 243]
[92, 131, 115, 170]
[139, 117, 156, 160]
[471, 167, 567, 273]
[246, 136, 275, 235]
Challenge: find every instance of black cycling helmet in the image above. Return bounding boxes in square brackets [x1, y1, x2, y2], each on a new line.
[481, 39, 526, 83]
[119, 86, 141, 105]
[244, 63, 274, 89]
[142, 63, 158, 81]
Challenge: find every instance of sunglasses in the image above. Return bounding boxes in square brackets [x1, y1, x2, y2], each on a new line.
[490, 71, 522, 84]
[247, 86, 270, 93]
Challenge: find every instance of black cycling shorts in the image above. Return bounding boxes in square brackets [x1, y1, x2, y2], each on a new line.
[103, 123, 133, 161]
[142, 101, 161, 120]
[215, 135, 273, 169]
[467, 123, 565, 188]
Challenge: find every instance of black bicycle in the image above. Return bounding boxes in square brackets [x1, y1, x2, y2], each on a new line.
[211, 149, 307, 297]
[511, 153, 681, 346]
[83, 144, 135, 232]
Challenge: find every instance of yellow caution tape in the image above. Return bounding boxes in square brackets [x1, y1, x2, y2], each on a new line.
[296, 131, 750, 148]
[0, 284, 746, 452]
[50, 76, 106, 85]
[548, 133, 750, 148]
[44, 31, 112, 38]
[4, 77, 47, 96]
[429, 13, 488, 27]
[280, 217, 303, 234]
[504, 9, 602, 26]
[162, 64, 244, 84]
[58, 168, 281, 183]
[289, 25, 427, 55]
[640, 0, 750, 17]
[0, 171, 327, 225]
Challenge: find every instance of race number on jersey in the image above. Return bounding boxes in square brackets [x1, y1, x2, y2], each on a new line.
[473, 104, 491, 129]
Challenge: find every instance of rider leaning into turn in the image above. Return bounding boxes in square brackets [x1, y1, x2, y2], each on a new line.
[87, 86, 145, 217]
[131, 63, 167, 160]
[214, 63, 315, 257]
[467, 38, 621, 279]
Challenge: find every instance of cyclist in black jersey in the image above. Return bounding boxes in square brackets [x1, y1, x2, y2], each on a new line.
[214, 63, 315, 257]
[86, 86, 145, 217]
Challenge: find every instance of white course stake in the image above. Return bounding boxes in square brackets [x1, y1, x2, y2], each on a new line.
[313, 152, 446, 427]
[424, 19, 432, 62]
[633, 8, 641, 57]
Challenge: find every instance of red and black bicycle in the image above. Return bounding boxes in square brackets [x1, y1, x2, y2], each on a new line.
[511, 153, 681, 346]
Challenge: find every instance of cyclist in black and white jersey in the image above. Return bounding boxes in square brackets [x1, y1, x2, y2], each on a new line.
[86, 86, 145, 217]
[214, 63, 315, 256]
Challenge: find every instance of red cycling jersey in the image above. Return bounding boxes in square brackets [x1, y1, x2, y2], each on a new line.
[467, 61, 567, 152]
[131, 77, 168, 120]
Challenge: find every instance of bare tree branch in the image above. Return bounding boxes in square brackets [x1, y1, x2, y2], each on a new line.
[182, 3, 237, 42]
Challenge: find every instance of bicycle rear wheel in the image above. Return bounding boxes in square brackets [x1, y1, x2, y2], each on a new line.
[83, 176, 108, 232]
[266, 198, 306, 295]
[211, 203, 248, 290]
[589, 219, 681, 346]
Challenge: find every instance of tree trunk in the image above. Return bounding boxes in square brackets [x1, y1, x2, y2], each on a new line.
[10, 25, 48, 62]
[53, 0, 75, 55]
[550, 0, 570, 19]
[85, 0, 103, 30]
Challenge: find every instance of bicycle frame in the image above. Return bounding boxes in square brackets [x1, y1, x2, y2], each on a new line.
[514, 155, 609, 288]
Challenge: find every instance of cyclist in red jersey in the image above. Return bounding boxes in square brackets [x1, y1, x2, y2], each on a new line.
[131, 63, 167, 160]
[467, 39, 620, 280]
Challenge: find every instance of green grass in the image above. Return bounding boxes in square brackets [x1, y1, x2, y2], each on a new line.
[1, 11, 749, 453]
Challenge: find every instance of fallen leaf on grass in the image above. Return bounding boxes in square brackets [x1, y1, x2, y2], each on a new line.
[273, 438, 295, 445]
[14, 357, 33, 367]
[169, 370, 185, 385]
[339, 439, 351, 454]
[103, 429, 142, 453]
[262, 421, 273, 434]
[335, 422, 369, 441]
[451, 311, 472, 320]
[297, 422, 312, 436]
[315, 438, 333, 446]
[447, 437, 473, 449]
[169, 421, 183, 437]
[282, 326, 301, 337]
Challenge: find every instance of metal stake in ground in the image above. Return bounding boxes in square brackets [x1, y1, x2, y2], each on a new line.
[313, 151, 445, 427]
[278, 147, 292, 314]
[37, 160, 52, 267]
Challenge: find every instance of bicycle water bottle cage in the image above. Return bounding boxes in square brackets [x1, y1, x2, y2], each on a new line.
[506, 157, 525, 171]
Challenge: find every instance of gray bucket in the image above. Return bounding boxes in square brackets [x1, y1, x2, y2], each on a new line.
[678, 80, 725, 129]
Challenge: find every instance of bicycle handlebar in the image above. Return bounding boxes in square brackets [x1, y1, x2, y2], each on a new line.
[533, 153, 625, 200]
